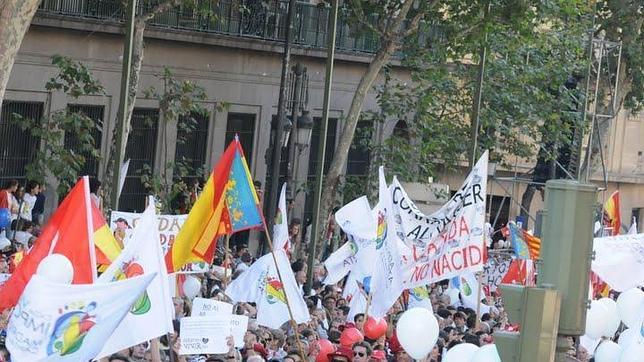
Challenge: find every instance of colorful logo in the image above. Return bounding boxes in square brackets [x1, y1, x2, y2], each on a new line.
[348, 235, 359, 254]
[265, 276, 286, 304]
[410, 286, 429, 301]
[47, 302, 97, 356]
[113, 261, 151, 315]
[460, 277, 472, 296]
[375, 211, 387, 250]
[275, 209, 283, 225]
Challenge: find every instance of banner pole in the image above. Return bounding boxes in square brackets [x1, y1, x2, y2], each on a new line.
[223, 233, 231, 289]
[475, 271, 483, 330]
[260, 219, 308, 362]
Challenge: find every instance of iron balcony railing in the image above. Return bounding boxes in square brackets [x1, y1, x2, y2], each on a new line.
[38, 0, 384, 54]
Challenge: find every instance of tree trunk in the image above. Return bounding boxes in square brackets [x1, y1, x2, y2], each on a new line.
[315, 39, 397, 247]
[102, 18, 147, 206]
[0, 0, 40, 106]
[519, 184, 536, 228]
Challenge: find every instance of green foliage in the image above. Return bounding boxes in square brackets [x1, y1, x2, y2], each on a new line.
[139, 67, 220, 214]
[12, 55, 104, 194]
[350, 0, 593, 189]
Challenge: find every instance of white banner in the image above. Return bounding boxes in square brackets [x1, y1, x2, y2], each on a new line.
[110, 211, 208, 274]
[191, 298, 233, 317]
[391, 152, 489, 287]
[592, 233, 644, 291]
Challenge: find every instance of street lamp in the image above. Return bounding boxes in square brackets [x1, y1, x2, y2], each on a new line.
[295, 110, 314, 152]
[271, 116, 293, 149]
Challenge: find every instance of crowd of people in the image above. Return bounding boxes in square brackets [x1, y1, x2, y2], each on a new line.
[0, 178, 635, 362]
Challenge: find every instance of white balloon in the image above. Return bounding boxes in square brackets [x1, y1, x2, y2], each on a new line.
[620, 340, 644, 362]
[585, 300, 610, 339]
[396, 307, 439, 359]
[36, 253, 74, 284]
[443, 343, 479, 362]
[182, 276, 201, 299]
[594, 340, 622, 362]
[598, 297, 621, 337]
[472, 344, 501, 362]
[618, 328, 637, 348]
[617, 288, 644, 328]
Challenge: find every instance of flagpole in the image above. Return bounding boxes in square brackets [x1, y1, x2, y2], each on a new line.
[259, 218, 308, 362]
[223, 234, 231, 289]
[475, 271, 483, 330]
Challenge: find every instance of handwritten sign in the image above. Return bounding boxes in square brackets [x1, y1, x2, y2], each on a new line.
[229, 315, 249, 348]
[482, 255, 512, 292]
[191, 298, 233, 317]
[179, 317, 229, 355]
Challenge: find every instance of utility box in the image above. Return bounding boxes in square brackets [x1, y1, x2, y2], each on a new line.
[537, 180, 597, 335]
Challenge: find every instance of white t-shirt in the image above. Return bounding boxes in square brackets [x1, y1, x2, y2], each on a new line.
[20, 194, 37, 221]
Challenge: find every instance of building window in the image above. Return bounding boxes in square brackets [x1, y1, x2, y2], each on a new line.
[346, 121, 372, 177]
[225, 113, 256, 166]
[64, 104, 104, 178]
[303, 117, 337, 224]
[0, 101, 43, 185]
[120, 108, 159, 212]
[175, 112, 209, 181]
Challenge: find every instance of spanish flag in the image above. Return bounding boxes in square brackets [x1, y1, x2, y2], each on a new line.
[93, 203, 122, 269]
[165, 136, 263, 272]
[0, 177, 97, 311]
[603, 190, 621, 236]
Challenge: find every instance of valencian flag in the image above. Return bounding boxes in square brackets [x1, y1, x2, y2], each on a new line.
[507, 221, 540, 260]
[0, 177, 98, 311]
[603, 190, 621, 236]
[165, 136, 263, 272]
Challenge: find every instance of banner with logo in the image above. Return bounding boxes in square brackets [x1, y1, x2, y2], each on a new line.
[110, 211, 208, 274]
[391, 152, 489, 287]
[6, 274, 154, 362]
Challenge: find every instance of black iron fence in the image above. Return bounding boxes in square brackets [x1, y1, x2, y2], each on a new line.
[38, 0, 384, 54]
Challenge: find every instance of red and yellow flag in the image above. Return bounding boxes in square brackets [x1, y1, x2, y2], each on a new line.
[603, 190, 621, 236]
[165, 137, 263, 272]
[93, 203, 122, 268]
[0, 177, 97, 311]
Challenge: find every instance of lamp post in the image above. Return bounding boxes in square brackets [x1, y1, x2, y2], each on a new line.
[266, 0, 298, 246]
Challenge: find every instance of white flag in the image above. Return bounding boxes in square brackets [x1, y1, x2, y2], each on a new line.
[592, 233, 644, 291]
[407, 286, 434, 312]
[117, 159, 130, 199]
[323, 196, 376, 285]
[227, 250, 310, 329]
[6, 274, 154, 362]
[367, 167, 405, 318]
[95, 202, 174, 358]
[273, 184, 290, 253]
[450, 272, 480, 310]
[344, 245, 377, 321]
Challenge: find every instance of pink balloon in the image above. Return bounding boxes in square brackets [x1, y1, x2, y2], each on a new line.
[339, 327, 364, 347]
[316, 339, 335, 362]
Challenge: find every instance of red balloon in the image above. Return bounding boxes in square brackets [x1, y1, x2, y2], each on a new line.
[339, 327, 364, 347]
[364, 316, 388, 339]
[315, 339, 335, 362]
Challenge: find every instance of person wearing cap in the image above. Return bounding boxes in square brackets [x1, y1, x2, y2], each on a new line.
[352, 341, 372, 362]
[370, 349, 387, 361]
[327, 345, 353, 362]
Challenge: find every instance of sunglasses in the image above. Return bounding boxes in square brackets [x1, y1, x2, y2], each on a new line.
[353, 351, 366, 357]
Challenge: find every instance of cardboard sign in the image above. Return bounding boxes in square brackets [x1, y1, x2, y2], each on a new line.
[191, 298, 234, 317]
[229, 315, 249, 348]
[482, 255, 512, 292]
[179, 317, 229, 355]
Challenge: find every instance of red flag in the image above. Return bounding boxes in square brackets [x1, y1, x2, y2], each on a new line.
[500, 259, 535, 286]
[0, 177, 96, 311]
[603, 191, 621, 236]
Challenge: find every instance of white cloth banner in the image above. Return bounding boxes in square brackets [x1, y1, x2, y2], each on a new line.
[191, 298, 233, 317]
[273, 184, 290, 253]
[482, 255, 512, 292]
[592, 233, 644, 291]
[391, 152, 489, 287]
[6, 274, 154, 362]
[407, 286, 434, 312]
[96, 203, 174, 359]
[109, 211, 208, 274]
[226, 250, 310, 329]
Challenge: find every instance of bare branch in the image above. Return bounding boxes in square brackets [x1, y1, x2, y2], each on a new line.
[140, 0, 183, 22]
[349, 0, 385, 37]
